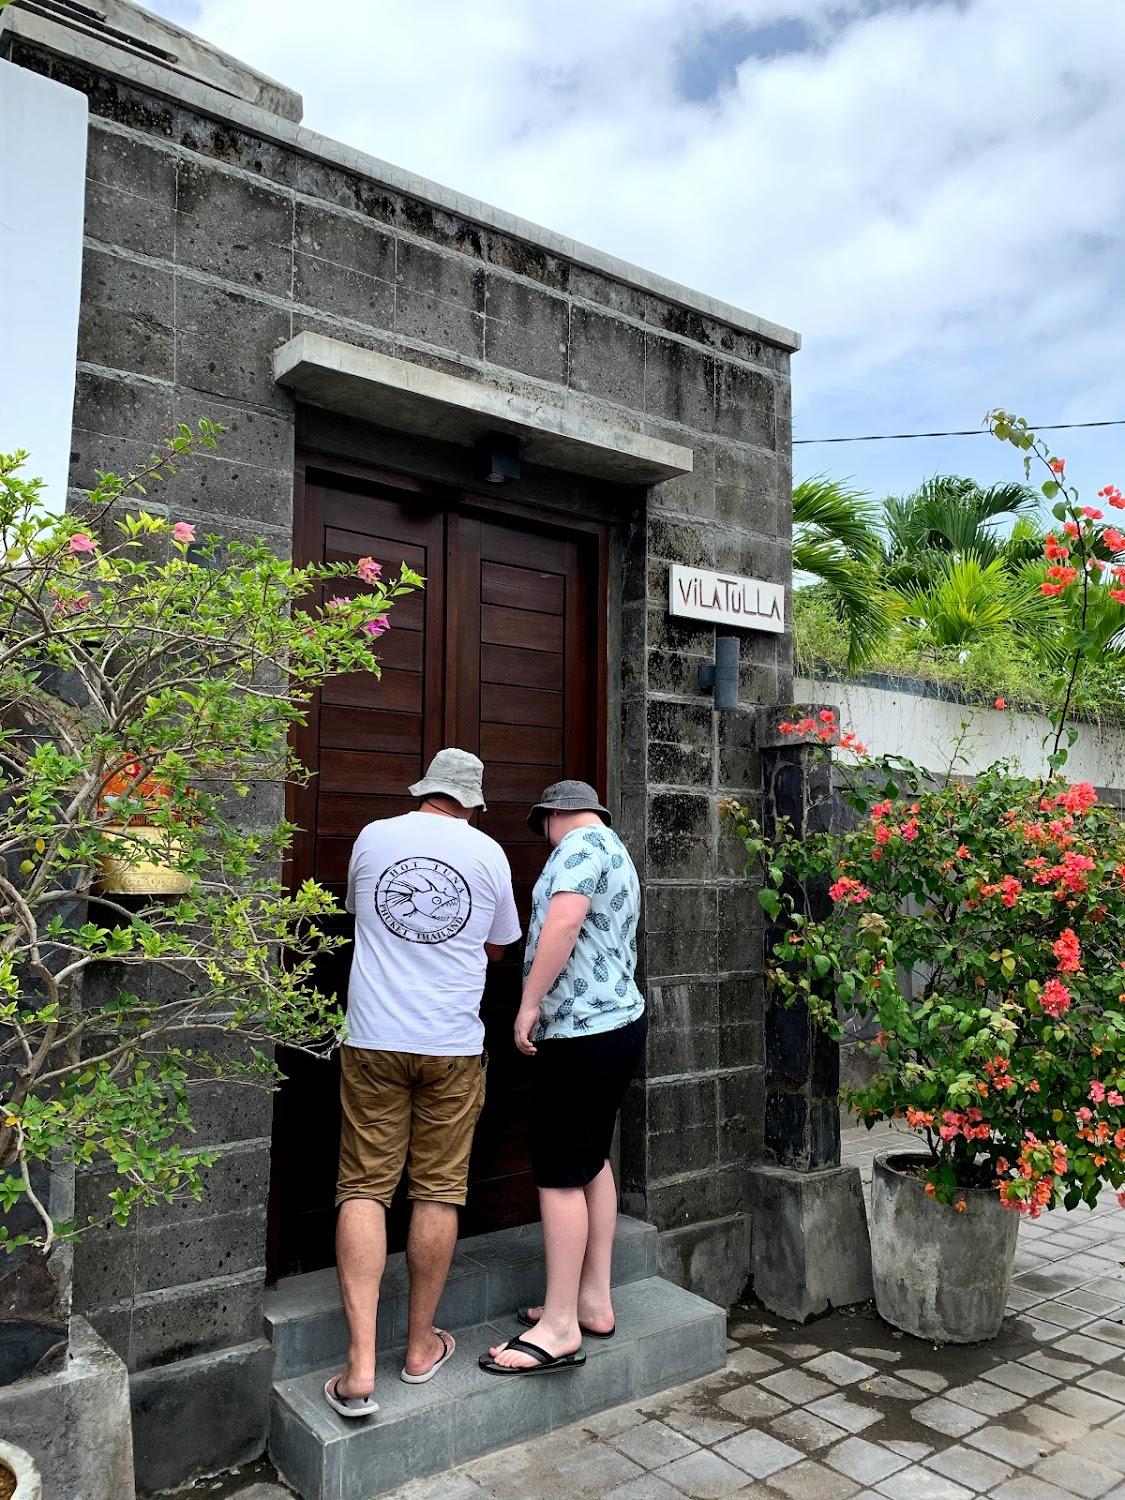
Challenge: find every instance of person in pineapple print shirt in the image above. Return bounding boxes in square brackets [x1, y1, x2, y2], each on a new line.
[480, 780, 646, 1376]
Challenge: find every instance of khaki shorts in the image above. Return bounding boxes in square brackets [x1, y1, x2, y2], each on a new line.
[336, 1046, 486, 1208]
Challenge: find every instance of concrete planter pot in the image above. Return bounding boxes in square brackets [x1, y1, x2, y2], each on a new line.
[870, 1152, 1018, 1343]
[0, 1440, 42, 1500]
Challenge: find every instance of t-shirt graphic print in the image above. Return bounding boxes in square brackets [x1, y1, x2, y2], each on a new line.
[345, 811, 520, 1055]
[376, 856, 471, 944]
[525, 824, 645, 1040]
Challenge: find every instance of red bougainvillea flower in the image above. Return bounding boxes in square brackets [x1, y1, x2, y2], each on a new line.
[1041, 582, 1066, 597]
[1102, 527, 1125, 553]
[1040, 978, 1072, 1016]
[871, 800, 893, 822]
[1050, 458, 1066, 474]
[68, 532, 97, 555]
[1100, 484, 1125, 509]
[1063, 520, 1081, 536]
[900, 818, 920, 843]
[829, 875, 870, 905]
[1110, 588, 1125, 606]
[1055, 782, 1097, 814]
[818, 708, 835, 723]
[172, 521, 196, 544]
[1052, 928, 1082, 973]
[956, 844, 970, 858]
[777, 721, 795, 733]
[994, 698, 1007, 710]
[1081, 506, 1103, 520]
[356, 556, 383, 584]
[1044, 534, 1070, 560]
[1046, 565, 1078, 586]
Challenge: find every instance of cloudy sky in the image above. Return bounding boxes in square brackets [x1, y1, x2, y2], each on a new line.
[151, 0, 1125, 507]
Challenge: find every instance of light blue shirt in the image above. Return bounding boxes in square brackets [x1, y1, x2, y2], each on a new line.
[524, 825, 645, 1040]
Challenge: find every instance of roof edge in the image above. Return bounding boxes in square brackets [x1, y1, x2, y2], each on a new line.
[3, 2, 801, 353]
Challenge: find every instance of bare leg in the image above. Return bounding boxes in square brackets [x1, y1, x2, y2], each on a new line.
[335, 1198, 387, 1397]
[522, 1159, 616, 1335]
[490, 1186, 585, 1366]
[403, 1201, 459, 1376]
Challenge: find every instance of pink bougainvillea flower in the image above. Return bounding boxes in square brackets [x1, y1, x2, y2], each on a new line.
[818, 708, 835, 723]
[1053, 928, 1082, 973]
[356, 556, 383, 584]
[326, 595, 352, 610]
[1081, 507, 1103, 520]
[900, 818, 920, 843]
[1090, 1080, 1108, 1104]
[828, 875, 870, 905]
[1110, 588, 1125, 606]
[68, 532, 97, 555]
[1118, 1189, 1125, 1210]
[777, 720, 796, 734]
[1040, 978, 1072, 1016]
[1109, 1090, 1125, 1108]
[1102, 527, 1125, 553]
[362, 616, 391, 638]
[172, 521, 196, 543]
[1041, 582, 1066, 597]
[1077, 1106, 1094, 1123]
[994, 698, 1007, 710]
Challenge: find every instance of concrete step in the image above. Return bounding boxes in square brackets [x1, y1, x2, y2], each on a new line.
[263, 1214, 657, 1380]
[268, 1275, 726, 1500]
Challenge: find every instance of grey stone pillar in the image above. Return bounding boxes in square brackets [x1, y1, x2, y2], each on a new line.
[747, 708, 872, 1322]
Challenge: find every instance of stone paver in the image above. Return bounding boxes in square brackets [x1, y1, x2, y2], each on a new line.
[198, 1121, 1125, 1500]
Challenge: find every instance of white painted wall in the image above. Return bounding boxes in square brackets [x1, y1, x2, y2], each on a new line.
[796, 675, 1125, 789]
[0, 59, 88, 511]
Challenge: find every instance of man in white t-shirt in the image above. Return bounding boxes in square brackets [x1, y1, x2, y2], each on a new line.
[324, 749, 521, 1419]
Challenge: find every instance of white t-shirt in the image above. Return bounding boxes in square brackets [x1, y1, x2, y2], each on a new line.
[344, 810, 521, 1055]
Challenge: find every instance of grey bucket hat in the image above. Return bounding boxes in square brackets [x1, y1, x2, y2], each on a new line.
[410, 748, 487, 811]
[527, 779, 611, 837]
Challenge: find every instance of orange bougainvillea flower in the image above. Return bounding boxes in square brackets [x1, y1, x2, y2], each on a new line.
[953, 1199, 967, 1212]
[924, 1183, 936, 1198]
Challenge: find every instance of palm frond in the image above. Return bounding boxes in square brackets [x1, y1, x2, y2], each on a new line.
[792, 475, 883, 564]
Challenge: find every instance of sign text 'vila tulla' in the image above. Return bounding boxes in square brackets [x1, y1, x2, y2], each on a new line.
[668, 564, 784, 633]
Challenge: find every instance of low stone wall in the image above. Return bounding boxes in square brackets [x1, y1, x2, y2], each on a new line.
[796, 672, 1125, 797]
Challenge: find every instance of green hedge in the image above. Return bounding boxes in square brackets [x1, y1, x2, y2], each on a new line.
[793, 589, 1125, 727]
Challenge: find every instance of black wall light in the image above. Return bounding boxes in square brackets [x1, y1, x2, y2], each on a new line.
[476, 431, 521, 485]
[699, 631, 740, 712]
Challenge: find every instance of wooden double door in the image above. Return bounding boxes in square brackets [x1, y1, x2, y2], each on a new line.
[268, 457, 606, 1279]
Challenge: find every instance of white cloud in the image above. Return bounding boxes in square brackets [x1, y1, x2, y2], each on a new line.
[151, 0, 1125, 502]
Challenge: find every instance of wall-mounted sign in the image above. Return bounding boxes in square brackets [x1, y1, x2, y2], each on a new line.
[669, 564, 784, 633]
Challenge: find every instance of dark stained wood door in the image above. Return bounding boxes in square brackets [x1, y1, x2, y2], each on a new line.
[268, 460, 603, 1279]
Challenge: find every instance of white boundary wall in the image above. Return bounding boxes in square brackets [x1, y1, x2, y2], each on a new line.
[796, 674, 1125, 791]
[0, 59, 88, 510]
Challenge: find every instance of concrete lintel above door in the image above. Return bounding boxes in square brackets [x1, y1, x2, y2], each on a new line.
[273, 332, 693, 485]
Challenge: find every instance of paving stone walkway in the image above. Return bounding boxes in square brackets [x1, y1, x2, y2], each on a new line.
[188, 1122, 1125, 1499]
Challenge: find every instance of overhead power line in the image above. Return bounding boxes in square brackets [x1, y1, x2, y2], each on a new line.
[793, 418, 1125, 446]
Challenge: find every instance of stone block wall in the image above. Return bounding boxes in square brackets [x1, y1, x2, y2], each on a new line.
[8, 11, 794, 1462]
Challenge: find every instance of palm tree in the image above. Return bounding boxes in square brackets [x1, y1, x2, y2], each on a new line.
[879, 475, 1056, 654]
[792, 475, 888, 670]
[881, 475, 1042, 595]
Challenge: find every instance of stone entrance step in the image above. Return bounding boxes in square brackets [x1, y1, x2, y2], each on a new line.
[263, 1217, 726, 1500]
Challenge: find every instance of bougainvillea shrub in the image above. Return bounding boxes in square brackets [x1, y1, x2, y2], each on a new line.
[726, 415, 1125, 1217]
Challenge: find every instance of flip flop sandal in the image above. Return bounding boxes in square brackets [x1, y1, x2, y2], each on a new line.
[517, 1307, 615, 1339]
[400, 1328, 456, 1384]
[479, 1335, 586, 1376]
[323, 1375, 379, 1418]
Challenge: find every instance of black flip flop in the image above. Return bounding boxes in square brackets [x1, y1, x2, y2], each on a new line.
[479, 1335, 586, 1376]
[517, 1307, 615, 1339]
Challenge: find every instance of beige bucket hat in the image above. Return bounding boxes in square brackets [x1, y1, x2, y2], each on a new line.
[409, 748, 487, 811]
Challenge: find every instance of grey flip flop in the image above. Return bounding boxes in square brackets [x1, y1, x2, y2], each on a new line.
[400, 1328, 456, 1384]
[323, 1375, 379, 1418]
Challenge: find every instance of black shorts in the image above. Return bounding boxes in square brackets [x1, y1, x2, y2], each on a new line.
[529, 1013, 647, 1189]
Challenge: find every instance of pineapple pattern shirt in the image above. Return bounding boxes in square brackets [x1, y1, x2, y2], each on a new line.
[525, 824, 645, 1040]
